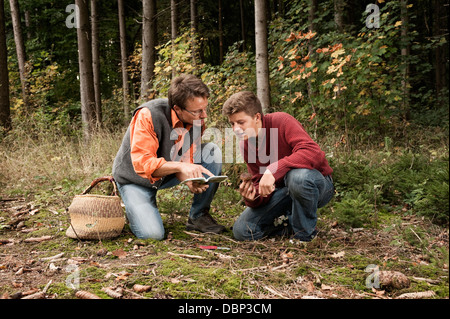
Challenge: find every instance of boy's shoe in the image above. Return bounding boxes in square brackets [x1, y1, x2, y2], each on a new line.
[186, 212, 226, 234]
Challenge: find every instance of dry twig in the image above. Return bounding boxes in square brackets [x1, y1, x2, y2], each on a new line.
[167, 252, 205, 259]
[24, 235, 52, 243]
[21, 291, 45, 299]
[396, 291, 436, 299]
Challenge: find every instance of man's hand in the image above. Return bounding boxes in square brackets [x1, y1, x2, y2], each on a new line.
[176, 163, 213, 194]
[177, 162, 213, 180]
[258, 170, 275, 197]
[185, 180, 209, 194]
[153, 161, 214, 194]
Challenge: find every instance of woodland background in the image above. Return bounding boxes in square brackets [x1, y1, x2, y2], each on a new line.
[0, 0, 449, 300]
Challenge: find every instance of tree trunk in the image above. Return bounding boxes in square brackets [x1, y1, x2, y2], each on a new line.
[0, 0, 11, 131]
[400, 0, 410, 119]
[432, 0, 447, 106]
[239, 0, 246, 50]
[9, 0, 27, 108]
[118, 0, 130, 117]
[140, 0, 157, 102]
[333, 0, 344, 100]
[24, 10, 31, 40]
[171, 0, 178, 79]
[334, 0, 344, 32]
[218, 0, 223, 64]
[76, 0, 96, 141]
[307, 0, 318, 138]
[255, 0, 270, 112]
[308, 0, 317, 34]
[278, 0, 285, 18]
[190, 0, 198, 70]
[91, 0, 102, 126]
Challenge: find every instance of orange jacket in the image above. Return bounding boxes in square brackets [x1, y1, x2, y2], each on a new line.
[129, 107, 199, 184]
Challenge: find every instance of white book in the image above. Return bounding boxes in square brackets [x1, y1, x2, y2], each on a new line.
[181, 175, 228, 185]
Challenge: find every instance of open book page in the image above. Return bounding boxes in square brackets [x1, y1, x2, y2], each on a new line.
[180, 175, 228, 185]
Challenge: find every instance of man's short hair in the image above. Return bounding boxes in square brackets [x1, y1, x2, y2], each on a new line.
[168, 74, 210, 109]
[222, 91, 263, 117]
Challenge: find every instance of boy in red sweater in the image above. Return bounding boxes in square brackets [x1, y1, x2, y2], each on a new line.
[223, 91, 334, 241]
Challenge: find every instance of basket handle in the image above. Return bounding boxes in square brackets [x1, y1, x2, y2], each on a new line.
[81, 176, 119, 196]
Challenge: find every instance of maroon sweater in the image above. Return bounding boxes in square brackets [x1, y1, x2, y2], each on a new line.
[241, 112, 332, 208]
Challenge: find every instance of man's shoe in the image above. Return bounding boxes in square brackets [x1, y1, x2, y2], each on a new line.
[293, 228, 318, 242]
[186, 212, 226, 234]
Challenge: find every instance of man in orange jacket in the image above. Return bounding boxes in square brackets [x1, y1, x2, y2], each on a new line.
[113, 75, 225, 239]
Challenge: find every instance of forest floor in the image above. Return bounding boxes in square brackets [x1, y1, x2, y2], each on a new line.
[1, 126, 448, 302]
[0, 184, 448, 300]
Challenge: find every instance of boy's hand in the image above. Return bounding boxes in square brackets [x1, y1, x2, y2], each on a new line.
[259, 170, 275, 197]
[239, 180, 258, 201]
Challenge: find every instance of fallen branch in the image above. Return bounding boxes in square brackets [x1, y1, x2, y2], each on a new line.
[232, 262, 292, 274]
[232, 265, 269, 273]
[24, 235, 53, 243]
[183, 230, 204, 237]
[20, 228, 38, 233]
[40, 253, 64, 261]
[20, 280, 52, 299]
[0, 197, 21, 202]
[7, 216, 25, 227]
[21, 291, 45, 299]
[20, 288, 39, 297]
[167, 252, 205, 259]
[301, 295, 326, 299]
[396, 291, 436, 299]
[42, 280, 52, 293]
[412, 277, 440, 285]
[271, 263, 293, 271]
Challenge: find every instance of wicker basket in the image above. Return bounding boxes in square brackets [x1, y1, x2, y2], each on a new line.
[66, 176, 125, 240]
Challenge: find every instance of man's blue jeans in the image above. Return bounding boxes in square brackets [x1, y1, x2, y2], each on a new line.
[116, 143, 222, 240]
[233, 168, 334, 241]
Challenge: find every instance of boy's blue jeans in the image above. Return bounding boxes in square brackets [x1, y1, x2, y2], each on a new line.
[116, 143, 222, 240]
[233, 168, 334, 242]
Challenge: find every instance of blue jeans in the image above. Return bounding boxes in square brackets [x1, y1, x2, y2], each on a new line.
[233, 168, 334, 241]
[116, 143, 222, 240]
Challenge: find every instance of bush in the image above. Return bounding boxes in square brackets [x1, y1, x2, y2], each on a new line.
[331, 142, 449, 227]
[333, 191, 373, 229]
[406, 164, 449, 224]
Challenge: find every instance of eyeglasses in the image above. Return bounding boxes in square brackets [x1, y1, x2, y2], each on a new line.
[182, 108, 207, 117]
